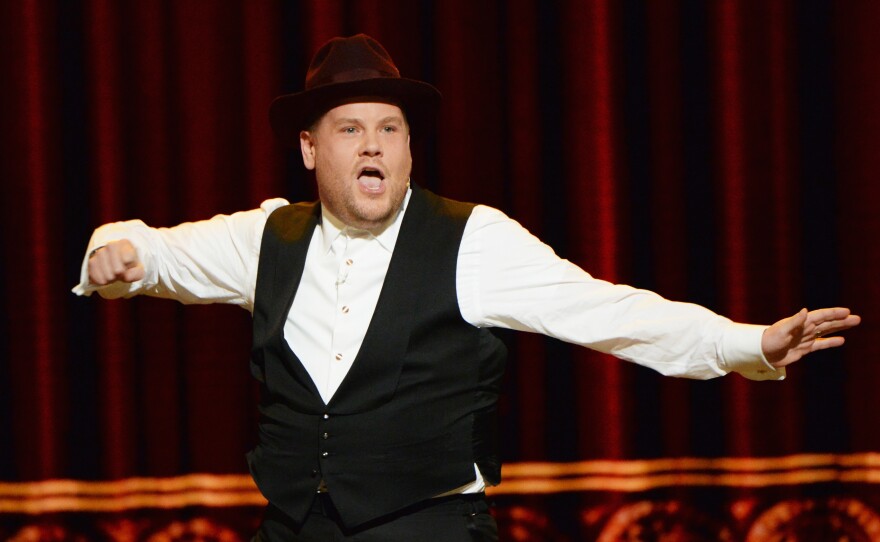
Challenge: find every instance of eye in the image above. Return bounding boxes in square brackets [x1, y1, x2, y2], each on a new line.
[342, 126, 358, 134]
[382, 125, 397, 133]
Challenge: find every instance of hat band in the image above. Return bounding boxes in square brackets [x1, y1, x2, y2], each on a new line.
[308, 67, 400, 89]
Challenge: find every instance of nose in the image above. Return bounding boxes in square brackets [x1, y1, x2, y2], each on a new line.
[360, 131, 382, 157]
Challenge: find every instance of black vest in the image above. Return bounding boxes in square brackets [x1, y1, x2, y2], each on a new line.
[247, 185, 507, 528]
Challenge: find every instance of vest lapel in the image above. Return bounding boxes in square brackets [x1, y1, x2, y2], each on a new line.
[262, 188, 449, 414]
[328, 186, 431, 413]
[258, 201, 325, 405]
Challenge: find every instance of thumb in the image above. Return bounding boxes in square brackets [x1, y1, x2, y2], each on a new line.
[122, 263, 145, 282]
[117, 241, 144, 282]
[783, 308, 809, 334]
[762, 308, 808, 364]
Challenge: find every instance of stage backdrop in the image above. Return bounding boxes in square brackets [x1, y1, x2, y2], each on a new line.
[1, 1, 878, 540]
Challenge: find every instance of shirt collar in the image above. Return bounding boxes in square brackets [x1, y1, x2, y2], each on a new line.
[319, 187, 412, 255]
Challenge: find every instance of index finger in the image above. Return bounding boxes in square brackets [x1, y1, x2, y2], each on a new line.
[811, 308, 861, 337]
[807, 307, 854, 324]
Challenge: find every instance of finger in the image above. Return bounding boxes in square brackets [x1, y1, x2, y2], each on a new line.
[87, 256, 109, 285]
[122, 263, 145, 283]
[815, 315, 862, 337]
[94, 250, 118, 284]
[807, 307, 853, 327]
[843, 314, 862, 328]
[119, 241, 139, 267]
[103, 244, 130, 277]
[811, 335, 845, 352]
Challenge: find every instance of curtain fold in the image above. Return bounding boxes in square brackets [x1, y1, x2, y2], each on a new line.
[836, 0, 880, 454]
[2, 0, 68, 480]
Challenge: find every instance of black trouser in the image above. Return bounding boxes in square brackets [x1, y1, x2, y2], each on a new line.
[254, 493, 498, 542]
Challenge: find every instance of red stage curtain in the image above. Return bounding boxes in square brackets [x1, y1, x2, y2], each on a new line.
[1, 0, 879, 539]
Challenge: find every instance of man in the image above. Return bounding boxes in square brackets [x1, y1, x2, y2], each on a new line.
[74, 34, 860, 541]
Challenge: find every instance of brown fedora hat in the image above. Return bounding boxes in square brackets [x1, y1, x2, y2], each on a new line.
[269, 34, 441, 147]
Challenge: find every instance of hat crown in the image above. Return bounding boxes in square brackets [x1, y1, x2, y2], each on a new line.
[305, 34, 401, 90]
[269, 34, 440, 146]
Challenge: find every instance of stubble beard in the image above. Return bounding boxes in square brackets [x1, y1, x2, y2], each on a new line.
[327, 178, 408, 232]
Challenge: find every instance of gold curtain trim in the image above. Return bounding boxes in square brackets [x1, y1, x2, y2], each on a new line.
[1, 453, 878, 513]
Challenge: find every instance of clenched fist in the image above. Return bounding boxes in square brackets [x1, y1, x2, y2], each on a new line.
[88, 239, 145, 286]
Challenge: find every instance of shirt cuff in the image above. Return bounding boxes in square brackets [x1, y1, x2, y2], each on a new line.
[721, 323, 785, 381]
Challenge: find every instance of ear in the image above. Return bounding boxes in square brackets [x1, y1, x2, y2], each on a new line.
[300, 130, 316, 170]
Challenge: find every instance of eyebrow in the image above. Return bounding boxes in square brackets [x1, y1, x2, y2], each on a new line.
[332, 116, 405, 126]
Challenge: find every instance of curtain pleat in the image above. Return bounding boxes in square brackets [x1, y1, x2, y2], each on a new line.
[561, 0, 629, 461]
[4, 0, 68, 480]
[836, 1, 880, 452]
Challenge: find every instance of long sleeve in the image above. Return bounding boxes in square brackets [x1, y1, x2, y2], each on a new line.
[71, 198, 289, 312]
[456, 205, 784, 381]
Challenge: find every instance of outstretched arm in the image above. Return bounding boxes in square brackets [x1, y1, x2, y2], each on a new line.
[762, 307, 861, 368]
[72, 198, 289, 306]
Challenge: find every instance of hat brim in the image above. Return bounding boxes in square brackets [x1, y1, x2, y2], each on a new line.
[269, 77, 441, 147]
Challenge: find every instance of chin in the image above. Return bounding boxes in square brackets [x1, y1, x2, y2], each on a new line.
[353, 205, 395, 227]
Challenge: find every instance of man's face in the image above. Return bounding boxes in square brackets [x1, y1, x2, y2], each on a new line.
[300, 102, 412, 231]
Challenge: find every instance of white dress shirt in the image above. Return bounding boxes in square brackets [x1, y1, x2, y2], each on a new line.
[73, 187, 782, 491]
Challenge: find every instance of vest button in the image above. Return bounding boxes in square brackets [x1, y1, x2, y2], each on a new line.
[310, 469, 318, 478]
[322, 451, 329, 458]
[322, 432, 329, 440]
[323, 413, 330, 420]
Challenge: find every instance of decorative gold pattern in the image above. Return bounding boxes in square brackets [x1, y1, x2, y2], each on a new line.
[2, 453, 880, 513]
[2, 454, 880, 540]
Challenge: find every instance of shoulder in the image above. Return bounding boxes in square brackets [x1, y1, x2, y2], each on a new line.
[464, 204, 527, 236]
[412, 185, 476, 223]
[410, 187, 530, 243]
[264, 199, 320, 242]
[265, 198, 315, 221]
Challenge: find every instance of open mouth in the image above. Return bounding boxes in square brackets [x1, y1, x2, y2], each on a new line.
[357, 166, 386, 192]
